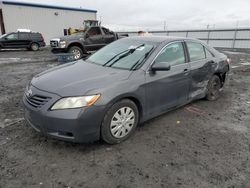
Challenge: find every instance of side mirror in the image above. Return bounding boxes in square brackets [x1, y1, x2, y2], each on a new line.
[85, 33, 90, 38]
[151, 62, 171, 72]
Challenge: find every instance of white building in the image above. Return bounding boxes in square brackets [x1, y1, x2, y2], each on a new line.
[0, 1, 97, 44]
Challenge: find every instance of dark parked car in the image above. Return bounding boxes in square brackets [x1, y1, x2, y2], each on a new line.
[23, 36, 230, 144]
[50, 26, 126, 60]
[0, 31, 45, 51]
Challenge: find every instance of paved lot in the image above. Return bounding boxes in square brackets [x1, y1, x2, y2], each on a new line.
[0, 48, 250, 188]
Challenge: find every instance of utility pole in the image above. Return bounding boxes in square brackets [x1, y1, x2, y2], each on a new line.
[236, 20, 239, 29]
[99, 16, 102, 26]
[164, 20, 167, 31]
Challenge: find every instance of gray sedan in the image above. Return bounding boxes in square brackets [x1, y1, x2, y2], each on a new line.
[23, 36, 230, 144]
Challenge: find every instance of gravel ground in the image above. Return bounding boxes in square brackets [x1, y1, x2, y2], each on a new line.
[0, 48, 250, 188]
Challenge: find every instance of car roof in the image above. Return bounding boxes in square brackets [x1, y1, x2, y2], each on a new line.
[6, 31, 40, 34]
[124, 36, 220, 57]
[127, 36, 189, 43]
[125, 36, 207, 46]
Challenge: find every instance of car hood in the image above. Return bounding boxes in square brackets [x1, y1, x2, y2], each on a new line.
[31, 61, 132, 96]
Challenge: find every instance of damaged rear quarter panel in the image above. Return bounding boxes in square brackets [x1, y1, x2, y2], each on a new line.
[189, 57, 216, 100]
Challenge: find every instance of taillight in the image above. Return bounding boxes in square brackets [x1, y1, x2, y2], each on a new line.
[225, 58, 230, 64]
[40, 33, 44, 41]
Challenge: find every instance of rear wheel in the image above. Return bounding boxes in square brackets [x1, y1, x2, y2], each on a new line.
[206, 75, 221, 101]
[30, 43, 39, 51]
[69, 46, 83, 60]
[101, 99, 139, 144]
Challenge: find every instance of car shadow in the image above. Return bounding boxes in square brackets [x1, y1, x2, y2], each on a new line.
[0, 47, 49, 52]
[0, 48, 28, 52]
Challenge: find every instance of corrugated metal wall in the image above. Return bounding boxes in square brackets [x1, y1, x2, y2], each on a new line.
[119, 29, 250, 49]
[0, 4, 96, 44]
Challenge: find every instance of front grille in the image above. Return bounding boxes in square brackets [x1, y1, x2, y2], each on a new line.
[50, 40, 58, 47]
[25, 95, 51, 108]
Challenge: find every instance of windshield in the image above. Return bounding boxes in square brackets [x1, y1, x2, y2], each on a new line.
[0, 34, 8, 39]
[87, 39, 155, 70]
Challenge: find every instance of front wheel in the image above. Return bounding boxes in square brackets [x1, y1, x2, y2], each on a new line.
[68, 46, 83, 60]
[101, 99, 139, 144]
[206, 75, 222, 101]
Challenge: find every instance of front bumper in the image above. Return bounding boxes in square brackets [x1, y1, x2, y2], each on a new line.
[23, 85, 106, 143]
[51, 48, 68, 54]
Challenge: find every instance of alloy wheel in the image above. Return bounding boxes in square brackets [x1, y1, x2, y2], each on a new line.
[72, 49, 81, 60]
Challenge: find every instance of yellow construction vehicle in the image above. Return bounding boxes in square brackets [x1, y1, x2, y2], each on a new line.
[68, 20, 99, 35]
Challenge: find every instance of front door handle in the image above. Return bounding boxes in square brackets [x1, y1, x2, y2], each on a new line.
[183, 68, 189, 75]
[183, 68, 190, 76]
[208, 60, 216, 64]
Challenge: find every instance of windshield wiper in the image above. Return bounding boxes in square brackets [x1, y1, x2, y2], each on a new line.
[102, 49, 131, 67]
[130, 47, 154, 70]
[103, 44, 145, 67]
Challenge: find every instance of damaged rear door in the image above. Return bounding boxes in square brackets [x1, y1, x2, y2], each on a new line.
[185, 41, 216, 100]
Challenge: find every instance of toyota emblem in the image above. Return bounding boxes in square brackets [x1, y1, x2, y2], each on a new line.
[26, 89, 33, 98]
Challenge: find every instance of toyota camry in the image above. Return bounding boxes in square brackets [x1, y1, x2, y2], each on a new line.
[23, 36, 230, 144]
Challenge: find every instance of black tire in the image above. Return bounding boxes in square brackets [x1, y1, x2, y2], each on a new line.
[68, 46, 83, 60]
[30, 43, 39, 51]
[101, 99, 139, 144]
[206, 75, 222, 101]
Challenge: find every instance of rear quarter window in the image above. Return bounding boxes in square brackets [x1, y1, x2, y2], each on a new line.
[186, 42, 206, 61]
[31, 33, 43, 40]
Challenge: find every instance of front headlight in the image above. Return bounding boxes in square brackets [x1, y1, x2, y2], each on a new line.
[51, 94, 100, 110]
[59, 41, 66, 48]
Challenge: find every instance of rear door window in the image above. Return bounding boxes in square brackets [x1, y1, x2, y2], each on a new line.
[102, 27, 111, 35]
[87, 27, 102, 36]
[186, 42, 206, 61]
[19, 33, 30, 40]
[154, 42, 186, 66]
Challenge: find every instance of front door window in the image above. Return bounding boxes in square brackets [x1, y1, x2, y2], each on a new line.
[154, 42, 185, 66]
[6, 33, 18, 40]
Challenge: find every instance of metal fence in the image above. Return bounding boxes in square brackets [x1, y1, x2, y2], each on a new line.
[118, 28, 250, 49]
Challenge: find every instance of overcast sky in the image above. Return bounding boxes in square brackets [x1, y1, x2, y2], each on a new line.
[3, 0, 250, 31]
